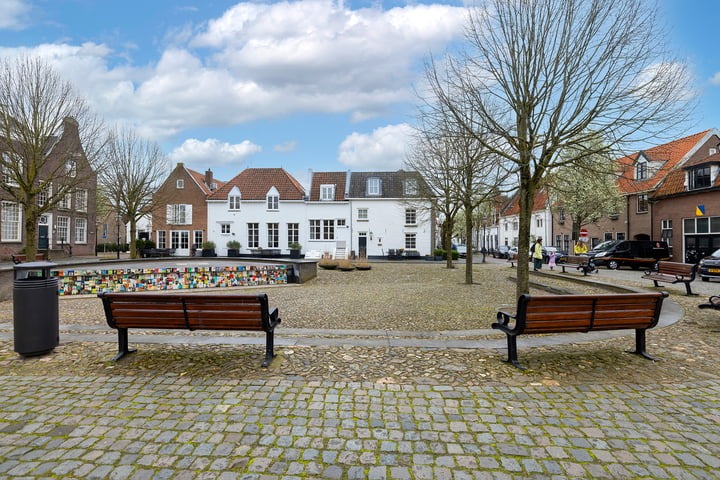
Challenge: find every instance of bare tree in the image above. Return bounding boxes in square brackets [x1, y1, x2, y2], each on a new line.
[98, 126, 170, 259]
[426, 0, 693, 296]
[0, 57, 105, 259]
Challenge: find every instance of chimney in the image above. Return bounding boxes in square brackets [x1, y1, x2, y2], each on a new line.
[205, 169, 214, 189]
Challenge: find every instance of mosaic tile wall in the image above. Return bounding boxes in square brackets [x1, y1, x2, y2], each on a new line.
[53, 265, 289, 296]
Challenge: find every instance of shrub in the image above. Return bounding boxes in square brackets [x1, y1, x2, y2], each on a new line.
[201, 241, 216, 250]
[288, 242, 302, 250]
[226, 240, 241, 249]
[135, 239, 155, 250]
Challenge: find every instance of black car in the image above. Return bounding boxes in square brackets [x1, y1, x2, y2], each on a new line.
[493, 245, 510, 259]
[698, 248, 720, 281]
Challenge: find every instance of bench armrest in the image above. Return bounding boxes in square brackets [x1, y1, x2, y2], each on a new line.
[268, 307, 281, 329]
[492, 309, 517, 334]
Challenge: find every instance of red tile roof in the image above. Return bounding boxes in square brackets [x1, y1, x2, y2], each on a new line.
[308, 172, 347, 201]
[209, 168, 305, 200]
[186, 168, 225, 196]
[654, 152, 720, 197]
[501, 188, 549, 216]
[616, 130, 711, 194]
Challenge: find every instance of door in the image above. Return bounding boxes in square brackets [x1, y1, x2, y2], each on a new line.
[38, 225, 49, 250]
[358, 234, 367, 258]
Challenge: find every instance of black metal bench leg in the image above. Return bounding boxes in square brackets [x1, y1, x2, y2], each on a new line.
[683, 282, 696, 296]
[262, 331, 276, 367]
[502, 335, 525, 370]
[627, 329, 657, 361]
[112, 328, 136, 362]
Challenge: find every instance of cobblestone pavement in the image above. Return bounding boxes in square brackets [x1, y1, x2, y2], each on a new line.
[1, 261, 719, 479]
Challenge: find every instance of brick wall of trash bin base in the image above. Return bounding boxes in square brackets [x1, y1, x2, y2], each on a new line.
[52, 265, 289, 295]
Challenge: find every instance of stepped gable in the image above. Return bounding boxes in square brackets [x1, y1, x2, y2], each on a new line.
[209, 168, 305, 200]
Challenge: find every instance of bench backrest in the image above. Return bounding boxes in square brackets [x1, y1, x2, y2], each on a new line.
[99, 293, 272, 332]
[563, 255, 589, 265]
[656, 261, 697, 277]
[515, 292, 667, 335]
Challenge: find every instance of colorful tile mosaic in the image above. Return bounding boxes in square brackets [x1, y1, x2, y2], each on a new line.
[53, 265, 289, 295]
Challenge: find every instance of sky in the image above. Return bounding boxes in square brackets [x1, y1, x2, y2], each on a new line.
[0, 0, 718, 187]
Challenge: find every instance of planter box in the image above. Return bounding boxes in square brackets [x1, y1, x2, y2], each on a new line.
[227, 249, 240, 257]
[201, 249, 217, 257]
[289, 249, 301, 259]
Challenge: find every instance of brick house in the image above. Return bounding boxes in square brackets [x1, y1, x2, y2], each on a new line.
[151, 163, 224, 256]
[0, 117, 97, 260]
[551, 130, 720, 257]
[498, 188, 553, 249]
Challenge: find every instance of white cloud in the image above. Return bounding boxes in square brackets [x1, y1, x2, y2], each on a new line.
[710, 72, 720, 86]
[0, 0, 29, 29]
[0, 1, 466, 140]
[169, 138, 262, 170]
[338, 123, 414, 170]
[273, 141, 297, 153]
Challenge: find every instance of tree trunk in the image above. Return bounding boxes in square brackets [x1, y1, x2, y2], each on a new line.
[443, 218, 454, 269]
[516, 167, 536, 298]
[129, 220, 138, 259]
[465, 205, 474, 284]
[23, 213, 38, 259]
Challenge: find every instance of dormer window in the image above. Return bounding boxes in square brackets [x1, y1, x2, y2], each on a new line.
[404, 179, 418, 196]
[367, 177, 381, 195]
[690, 166, 711, 190]
[320, 184, 335, 201]
[228, 187, 241, 210]
[635, 159, 648, 180]
[267, 187, 279, 210]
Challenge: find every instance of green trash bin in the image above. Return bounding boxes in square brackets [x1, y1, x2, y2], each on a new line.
[13, 261, 59, 356]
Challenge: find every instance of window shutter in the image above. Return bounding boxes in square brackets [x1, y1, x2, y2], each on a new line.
[185, 204, 192, 225]
[166, 205, 173, 224]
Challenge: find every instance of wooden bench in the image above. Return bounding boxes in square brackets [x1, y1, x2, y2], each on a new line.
[641, 261, 698, 296]
[492, 292, 668, 370]
[558, 255, 595, 275]
[11, 253, 47, 264]
[99, 292, 281, 367]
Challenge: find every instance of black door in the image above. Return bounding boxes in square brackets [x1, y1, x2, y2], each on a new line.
[38, 225, 49, 250]
[359, 236, 367, 258]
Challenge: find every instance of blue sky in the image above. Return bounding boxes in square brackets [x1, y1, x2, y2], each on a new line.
[0, 0, 718, 187]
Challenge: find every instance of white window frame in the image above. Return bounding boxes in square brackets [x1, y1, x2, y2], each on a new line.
[37, 182, 51, 207]
[267, 223, 279, 248]
[229, 195, 241, 210]
[166, 204, 192, 225]
[157, 230, 167, 249]
[176, 179, 184, 189]
[287, 223, 299, 245]
[357, 208, 368, 221]
[221, 223, 231, 234]
[76, 189, 88, 213]
[320, 184, 335, 201]
[309, 220, 321, 240]
[405, 208, 417, 225]
[267, 194, 279, 210]
[405, 233, 417, 249]
[66, 160, 77, 178]
[247, 223, 259, 248]
[1, 201, 22, 242]
[635, 159, 647, 180]
[75, 217, 87, 244]
[403, 179, 418, 196]
[56, 216, 70, 244]
[367, 177, 381, 195]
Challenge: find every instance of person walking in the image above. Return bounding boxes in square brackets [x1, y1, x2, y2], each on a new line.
[532, 237, 543, 271]
[548, 250, 556, 271]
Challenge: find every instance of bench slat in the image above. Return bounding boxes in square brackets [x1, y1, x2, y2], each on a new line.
[492, 292, 667, 369]
[98, 292, 281, 366]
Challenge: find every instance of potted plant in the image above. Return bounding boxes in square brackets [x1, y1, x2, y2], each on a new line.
[338, 258, 355, 271]
[226, 240, 241, 257]
[318, 253, 338, 269]
[354, 255, 372, 270]
[201, 241, 217, 257]
[288, 242, 302, 259]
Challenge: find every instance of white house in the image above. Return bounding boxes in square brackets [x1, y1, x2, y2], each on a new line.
[346, 171, 433, 258]
[206, 168, 307, 256]
[498, 189, 553, 247]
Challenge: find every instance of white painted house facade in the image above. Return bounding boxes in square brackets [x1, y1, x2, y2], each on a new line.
[204, 168, 434, 258]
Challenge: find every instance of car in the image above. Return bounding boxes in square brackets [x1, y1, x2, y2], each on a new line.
[493, 245, 510, 259]
[455, 245, 467, 258]
[698, 248, 720, 281]
[529, 245, 568, 264]
[588, 240, 669, 270]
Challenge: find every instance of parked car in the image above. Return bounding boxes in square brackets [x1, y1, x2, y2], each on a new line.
[455, 245, 467, 258]
[698, 248, 720, 281]
[588, 240, 669, 270]
[493, 245, 510, 258]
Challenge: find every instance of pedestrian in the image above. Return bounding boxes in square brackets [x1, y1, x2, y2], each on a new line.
[548, 250, 556, 270]
[574, 239, 588, 255]
[532, 237, 543, 271]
